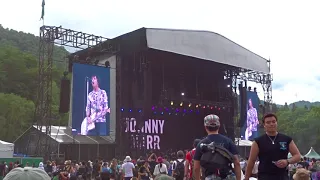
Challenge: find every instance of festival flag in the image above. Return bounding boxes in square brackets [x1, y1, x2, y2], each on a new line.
[40, 0, 45, 20]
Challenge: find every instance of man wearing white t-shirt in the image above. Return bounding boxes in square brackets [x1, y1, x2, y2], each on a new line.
[122, 156, 135, 180]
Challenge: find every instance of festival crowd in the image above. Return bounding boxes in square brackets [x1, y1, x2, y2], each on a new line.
[0, 113, 319, 180]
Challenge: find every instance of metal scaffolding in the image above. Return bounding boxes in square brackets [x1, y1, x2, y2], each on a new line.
[27, 25, 117, 158]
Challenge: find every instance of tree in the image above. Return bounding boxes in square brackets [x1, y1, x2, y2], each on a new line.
[0, 93, 35, 142]
[276, 106, 320, 153]
[0, 26, 70, 142]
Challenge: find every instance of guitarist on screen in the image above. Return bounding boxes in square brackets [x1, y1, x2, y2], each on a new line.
[81, 75, 110, 136]
[245, 98, 259, 140]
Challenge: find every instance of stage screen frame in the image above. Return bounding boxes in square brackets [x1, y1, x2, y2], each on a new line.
[71, 62, 112, 136]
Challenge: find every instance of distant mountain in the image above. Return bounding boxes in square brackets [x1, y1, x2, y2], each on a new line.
[276, 100, 320, 109]
[0, 24, 69, 68]
[288, 100, 320, 108]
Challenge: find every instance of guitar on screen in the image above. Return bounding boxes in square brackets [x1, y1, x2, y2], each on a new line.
[80, 108, 110, 135]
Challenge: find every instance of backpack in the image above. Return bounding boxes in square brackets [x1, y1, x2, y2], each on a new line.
[199, 141, 234, 178]
[174, 160, 185, 180]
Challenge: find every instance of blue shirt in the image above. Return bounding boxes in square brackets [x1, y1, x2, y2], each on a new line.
[193, 134, 238, 177]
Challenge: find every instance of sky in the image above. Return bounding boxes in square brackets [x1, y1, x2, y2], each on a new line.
[1, 0, 319, 105]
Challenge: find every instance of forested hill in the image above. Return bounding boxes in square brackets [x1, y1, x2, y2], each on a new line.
[0, 25, 69, 142]
[0, 25, 68, 67]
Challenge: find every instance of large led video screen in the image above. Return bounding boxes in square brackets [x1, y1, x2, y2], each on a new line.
[241, 91, 260, 141]
[71, 63, 111, 136]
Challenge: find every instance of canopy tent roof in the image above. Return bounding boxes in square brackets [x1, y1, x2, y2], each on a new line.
[0, 140, 14, 151]
[32, 125, 114, 144]
[304, 147, 320, 159]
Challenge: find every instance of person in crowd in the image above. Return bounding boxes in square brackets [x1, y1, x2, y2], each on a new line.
[244, 113, 301, 180]
[148, 153, 158, 175]
[122, 156, 135, 180]
[38, 162, 44, 171]
[185, 139, 201, 180]
[7, 162, 13, 174]
[297, 157, 309, 170]
[109, 158, 119, 180]
[60, 160, 75, 180]
[153, 157, 168, 177]
[138, 159, 151, 180]
[293, 168, 311, 180]
[163, 156, 171, 172]
[93, 159, 102, 179]
[0, 162, 5, 180]
[172, 151, 185, 180]
[77, 161, 88, 180]
[193, 114, 241, 180]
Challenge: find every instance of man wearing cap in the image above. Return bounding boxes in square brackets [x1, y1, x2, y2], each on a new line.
[122, 156, 135, 180]
[193, 114, 241, 180]
[4, 167, 51, 180]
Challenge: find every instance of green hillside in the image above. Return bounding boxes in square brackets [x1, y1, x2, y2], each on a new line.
[289, 100, 320, 108]
[0, 25, 69, 142]
[0, 25, 69, 68]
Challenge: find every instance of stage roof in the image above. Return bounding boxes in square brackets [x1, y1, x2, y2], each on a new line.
[32, 125, 114, 145]
[73, 27, 270, 74]
[144, 28, 269, 73]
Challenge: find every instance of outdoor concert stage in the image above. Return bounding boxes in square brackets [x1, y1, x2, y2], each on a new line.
[14, 27, 271, 160]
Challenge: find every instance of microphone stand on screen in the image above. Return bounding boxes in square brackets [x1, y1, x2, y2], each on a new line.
[81, 77, 90, 135]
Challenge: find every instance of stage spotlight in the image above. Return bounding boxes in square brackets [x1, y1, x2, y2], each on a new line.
[180, 102, 183, 107]
[227, 85, 230, 88]
[105, 61, 110, 67]
[188, 103, 192, 107]
[181, 92, 185, 96]
[196, 105, 199, 108]
[170, 101, 174, 106]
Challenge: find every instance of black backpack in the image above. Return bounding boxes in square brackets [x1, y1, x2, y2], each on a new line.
[200, 141, 234, 178]
[174, 160, 185, 180]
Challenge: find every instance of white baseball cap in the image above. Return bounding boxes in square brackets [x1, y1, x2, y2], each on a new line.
[4, 167, 51, 180]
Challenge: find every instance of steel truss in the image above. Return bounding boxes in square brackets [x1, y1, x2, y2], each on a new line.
[226, 64, 273, 143]
[226, 67, 273, 108]
[27, 25, 118, 158]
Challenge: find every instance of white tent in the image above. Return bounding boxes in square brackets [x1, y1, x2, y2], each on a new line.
[0, 140, 14, 158]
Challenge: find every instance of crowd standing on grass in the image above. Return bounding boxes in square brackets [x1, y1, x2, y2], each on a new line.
[2, 113, 320, 180]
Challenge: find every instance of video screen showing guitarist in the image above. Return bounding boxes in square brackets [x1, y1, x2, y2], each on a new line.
[81, 75, 110, 136]
[244, 98, 259, 140]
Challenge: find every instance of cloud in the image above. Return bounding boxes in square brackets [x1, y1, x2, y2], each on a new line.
[1, 0, 319, 104]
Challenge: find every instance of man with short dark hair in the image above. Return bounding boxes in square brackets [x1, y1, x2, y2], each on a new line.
[244, 113, 301, 180]
[193, 114, 241, 180]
